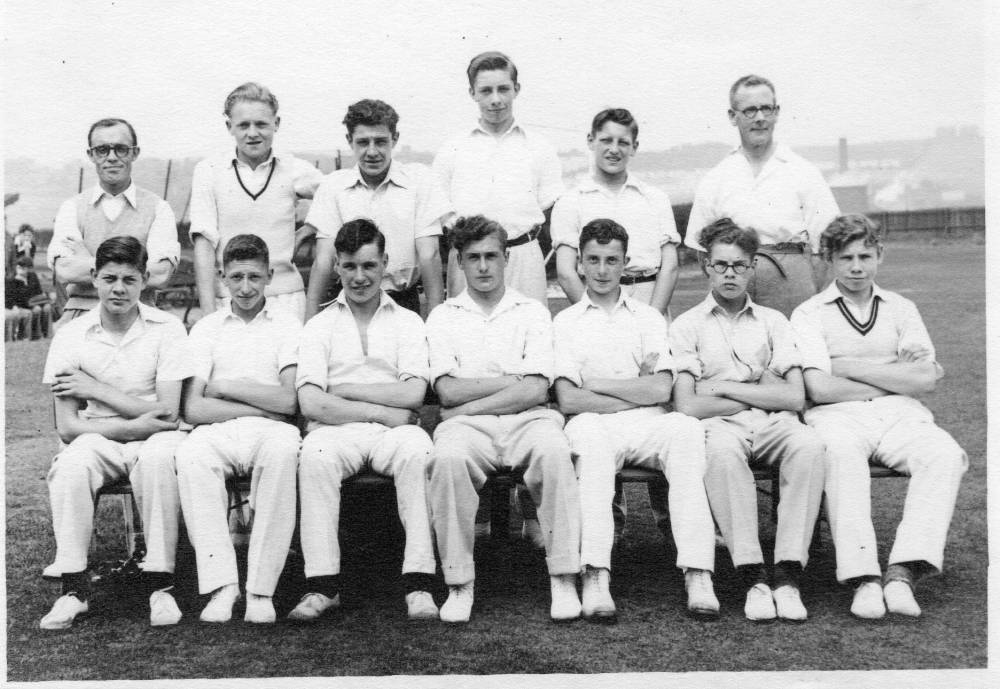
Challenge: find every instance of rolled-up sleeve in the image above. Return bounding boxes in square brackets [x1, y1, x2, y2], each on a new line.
[536, 142, 564, 211]
[426, 306, 460, 384]
[156, 321, 193, 382]
[293, 158, 324, 199]
[189, 159, 219, 247]
[185, 320, 215, 382]
[653, 188, 681, 246]
[414, 165, 451, 239]
[801, 168, 840, 252]
[147, 199, 180, 267]
[640, 310, 676, 375]
[549, 193, 579, 250]
[48, 198, 82, 269]
[305, 179, 344, 240]
[668, 315, 703, 379]
[396, 311, 430, 382]
[684, 174, 716, 251]
[552, 312, 584, 387]
[766, 313, 802, 376]
[295, 318, 331, 390]
[790, 303, 832, 374]
[42, 327, 79, 384]
[519, 303, 555, 382]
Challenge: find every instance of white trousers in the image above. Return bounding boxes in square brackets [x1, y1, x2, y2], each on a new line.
[428, 408, 581, 585]
[175, 417, 300, 596]
[47, 430, 186, 574]
[298, 423, 436, 578]
[447, 240, 548, 303]
[566, 408, 715, 572]
[805, 395, 967, 582]
[703, 409, 825, 568]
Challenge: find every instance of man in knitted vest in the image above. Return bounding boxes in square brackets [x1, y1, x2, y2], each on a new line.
[48, 118, 180, 328]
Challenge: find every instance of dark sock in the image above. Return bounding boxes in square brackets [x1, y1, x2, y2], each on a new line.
[144, 571, 174, 594]
[847, 574, 881, 588]
[305, 575, 341, 599]
[737, 563, 769, 590]
[885, 561, 926, 588]
[61, 571, 91, 601]
[773, 560, 803, 589]
[402, 572, 437, 594]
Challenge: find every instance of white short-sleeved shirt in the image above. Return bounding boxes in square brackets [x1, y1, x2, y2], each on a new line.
[42, 304, 190, 420]
[553, 292, 674, 387]
[305, 162, 450, 291]
[670, 293, 801, 382]
[790, 281, 942, 378]
[685, 144, 840, 252]
[550, 175, 680, 276]
[186, 301, 301, 386]
[49, 183, 179, 269]
[433, 121, 563, 238]
[426, 288, 555, 384]
[189, 150, 323, 296]
[296, 292, 428, 431]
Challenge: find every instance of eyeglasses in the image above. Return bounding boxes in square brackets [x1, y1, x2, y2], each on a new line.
[706, 260, 753, 274]
[88, 144, 136, 160]
[732, 105, 779, 119]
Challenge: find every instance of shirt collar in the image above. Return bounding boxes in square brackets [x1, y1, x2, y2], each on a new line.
[451, 286, 533, 317]
[472, 119, 525, 139]
[579, 288, 636, 314]
[576, 173, 645, 195]
[696, 291, 758, 319]
[222, 298, 278, 324]
[819, 279, 886, 305]
[731, 142, 792, 163]
[90, 182, 137, 208]
[345, 161, 409, 190]
[231, 149, 277, 170]
[81, 302, 171, 334]
[333, 289, 398, 314]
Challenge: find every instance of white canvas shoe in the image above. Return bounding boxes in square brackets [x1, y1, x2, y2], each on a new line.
[550, 574, 582, 622]
[744, 583, 777, 622]
[581, 567, 616, 622]
[439, 582, 474, 623]
[200, 584, 241, 623]
[287, 592, 340, 622]
[40, 594, 89, 631]
[244, 594, 276, 624]
[406, 591, 439, 620]
[685, 569, 720, 618]
[772, 584, 808, 622]
[850, 581, 886, 620]
[149, 589, 182, 626]
[883, 580, 921, 617]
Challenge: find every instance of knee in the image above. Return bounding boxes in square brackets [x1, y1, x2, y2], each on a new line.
[139, 431, 185, 469]
[261, 424, 302, 463]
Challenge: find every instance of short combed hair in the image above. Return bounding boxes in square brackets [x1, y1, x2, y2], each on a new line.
[820, 214, 883, 260]
[579, 218, 629, 256]
[343, 99, 400, 137]
[222, 234, 269, 267]
[95, 236, 147, 273]
[335, 218, 386, 255]
[224, 82, 279, 118]
[87, 118, 138, 148]
[728, 74, 776, 109]
[591, 108, 638, 140]
[467, 51, 518, 87]
[451, 215, 508, 254]
[15, 255, 33, 269]
[699, 218, 760, 256]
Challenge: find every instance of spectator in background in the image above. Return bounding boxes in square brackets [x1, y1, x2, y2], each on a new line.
[6, 256, 51, 339]
[48, 118, 179, 327]
[14, 224, 37, 261]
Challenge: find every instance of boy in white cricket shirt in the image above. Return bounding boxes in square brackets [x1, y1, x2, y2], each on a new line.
[288, 219, 439, 622]
[40, 236, 188, 630]
[176, 234, 302, 624]
[672, 218, 825, 623]
[791, 214, 966, 619]
[553, 218, 718, 622]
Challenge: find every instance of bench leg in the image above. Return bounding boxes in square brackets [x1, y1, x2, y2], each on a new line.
[490, 481, 512, 542]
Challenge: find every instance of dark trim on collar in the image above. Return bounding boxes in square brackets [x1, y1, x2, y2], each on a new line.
[232, 159, 276, 201]
[834, 296, 880, 335]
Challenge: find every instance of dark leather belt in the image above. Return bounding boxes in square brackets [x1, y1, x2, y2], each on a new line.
[619, 273, 657, 285]
[758, 242, 806, 254]
[507, 226, 541, 248]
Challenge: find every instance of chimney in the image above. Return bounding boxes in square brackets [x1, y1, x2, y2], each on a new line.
[838, 137, 848, 173]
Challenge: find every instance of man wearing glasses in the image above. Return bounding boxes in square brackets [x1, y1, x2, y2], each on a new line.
[48, 118, 180, 327]
[671, 218, 825, 623]
[685, 75, 839, 317]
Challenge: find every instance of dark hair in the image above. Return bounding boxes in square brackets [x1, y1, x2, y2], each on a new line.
[467, 51, 518, 88]
[579, 218, 629, 256]
[15, 256, 33, 268]
[729, 74, 776, 109]
[820, 214, 883, 260]
[699, 218, 760, 256]
[94, 236, 147, 273]
[335, 218, 386, 255]
[222, 234, 270, 268]
[18, 223, 34, 234]
[343, 99, 400, 138]
[224, 82, 279, 117]
[591, 108, 638, 140]
[87, 118, 138, 148]
[450, 215, 508, 255]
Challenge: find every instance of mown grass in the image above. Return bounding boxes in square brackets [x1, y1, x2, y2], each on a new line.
[4, 237, 987, 680]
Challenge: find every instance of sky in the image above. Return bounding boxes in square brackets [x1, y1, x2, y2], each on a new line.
[1, 0, 985, 166]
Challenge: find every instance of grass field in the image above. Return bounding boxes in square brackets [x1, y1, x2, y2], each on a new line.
[3, 237, 988, 681]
